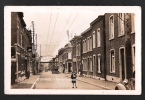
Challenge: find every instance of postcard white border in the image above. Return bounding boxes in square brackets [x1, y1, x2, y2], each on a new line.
[4, 6, 141, 95]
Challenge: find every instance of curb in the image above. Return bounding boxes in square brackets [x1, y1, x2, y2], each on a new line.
[65, 75, 113, 90]
[77, 79, 112, 90]
[30, 73, 42, 89]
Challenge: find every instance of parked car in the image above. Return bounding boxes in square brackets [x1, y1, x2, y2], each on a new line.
[52, 69, 59, 74]
[115, 71, 135, 90]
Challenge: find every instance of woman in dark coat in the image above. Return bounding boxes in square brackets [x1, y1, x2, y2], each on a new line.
[71, 71, 77, 88]
[26, 69, 30, 79]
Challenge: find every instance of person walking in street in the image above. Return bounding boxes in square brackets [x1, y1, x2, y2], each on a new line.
[78, 69, 81, 76]
[26, 69, 30, 79]
[71, 71, 77, 88]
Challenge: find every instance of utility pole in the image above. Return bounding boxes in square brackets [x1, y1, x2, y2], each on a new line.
[67, 30, 69, 43]
[40, 44, 41, 57]
[32, 21, 36, 75]
[32, 21, 35, 54]
[36, 34, 37, 50]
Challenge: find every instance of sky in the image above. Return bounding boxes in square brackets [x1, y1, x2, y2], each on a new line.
[7, 6, 138, 62]
[22, 6, 105, 61]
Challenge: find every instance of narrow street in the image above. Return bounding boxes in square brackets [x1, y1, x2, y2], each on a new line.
[8, 7, 138, 94]
[34, 71, 105, 90]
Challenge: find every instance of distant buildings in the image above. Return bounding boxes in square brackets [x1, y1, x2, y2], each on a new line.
[52, 13, 135, 83]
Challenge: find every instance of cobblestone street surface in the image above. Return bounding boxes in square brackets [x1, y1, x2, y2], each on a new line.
[34, 71, 105, 90]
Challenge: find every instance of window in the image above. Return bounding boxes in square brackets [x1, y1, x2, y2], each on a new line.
[90, 57, 92, 72]
[132, 44, 135, 72]
[73, 47, 76, 56]
[85, 39, 87, 53]
[77, 44, 80, 56]
[90, 36, 92, 51]
[17, 19, 20, 29]
[93, 31, 95, 48]
[83, 41, 84, 53]
[76, 45, 78, 56]
[118, 13, 124, 36]
[21, 33, 22, 46]
[79, 44, 80, 56]
[87, 57, 89, 70]
[87, 37, 89, 52]
[93, 55, 96, 69]
[84, 59, 85, 70]
[84, 58, 87, 70]
[109, 15, 114, 39]
[68, 51, 72, 59]
[110, 50, 115, 73]
[97, 28, 101, 47]
[97, 54, 101, 73]
[82, 59, 84, 70]
[131, 13, 135, 33]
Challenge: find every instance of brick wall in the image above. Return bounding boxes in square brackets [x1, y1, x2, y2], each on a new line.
[91, 16, 106, 79]
[11, 12, 18, 45]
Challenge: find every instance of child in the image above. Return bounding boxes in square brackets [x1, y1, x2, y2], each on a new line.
[71, 71, 77, 88]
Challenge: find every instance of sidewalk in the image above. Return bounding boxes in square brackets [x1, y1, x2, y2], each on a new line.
[11, 73, 41, 89]
[65, 74, 117, 90]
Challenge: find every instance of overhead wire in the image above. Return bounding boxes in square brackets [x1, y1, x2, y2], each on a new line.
[56, 12, 79, 51]
[45, 12, 52, 54]
[47, 12, 59, 56]
[51, 13, 73, 56]
[48, 7, 80, 59]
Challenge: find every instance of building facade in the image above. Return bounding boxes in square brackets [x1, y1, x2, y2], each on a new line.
[81, 27, 93, 77]
[105, 13, 135, 82]
[90, 15, 106, 80]
[11, 12, 33, 84]
[55, 13, 135, 83]
[76, 36, 82, 74]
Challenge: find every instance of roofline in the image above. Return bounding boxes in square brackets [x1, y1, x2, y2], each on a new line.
[90, 15, 104, 26]
[81, 27, 92, 36]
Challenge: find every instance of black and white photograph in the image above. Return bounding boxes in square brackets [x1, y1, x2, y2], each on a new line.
[4, 6, 141, 95]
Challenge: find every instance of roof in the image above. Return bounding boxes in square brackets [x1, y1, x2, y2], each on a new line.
[90, 15, 104, 26]
[17, 12, 26, 27]
[81, 27, 92, 36]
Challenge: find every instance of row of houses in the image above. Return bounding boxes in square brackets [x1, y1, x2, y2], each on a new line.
[51, 13, 135, 83]
[11, 12, 40, 85]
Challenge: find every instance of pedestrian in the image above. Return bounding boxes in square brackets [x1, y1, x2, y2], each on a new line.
[26, 69, 30, 79]
[71, 71, 77, 88]
[78, 69, 81, 76]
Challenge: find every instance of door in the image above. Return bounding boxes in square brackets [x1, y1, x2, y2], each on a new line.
[119, 48, 126, 80]
[93, 55, 96, 76]
[11, 62, 16, 85]
[63, 64, 65, 73]
[132, 45, 135, 73]
[68, 63, 72, 72]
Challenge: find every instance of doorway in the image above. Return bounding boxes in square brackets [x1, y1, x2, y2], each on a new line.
[68, 63, 72, 72]
[11, 62, 16, 85]
[119, 47, 126, 80]
[132, 44, 135, 73]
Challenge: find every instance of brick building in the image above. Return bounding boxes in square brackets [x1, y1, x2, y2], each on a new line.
[58, 48, 64, 73]
[11, 12, 32, 84]
[64, 43, 73, 73]
[81, 27, 93, 77]
[56, 13, 135, 83]
[76, 36, 82, 74]
[70, 36, 78, 73]
[105, 13, 135, 82]
[90, 15, 106, 80]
